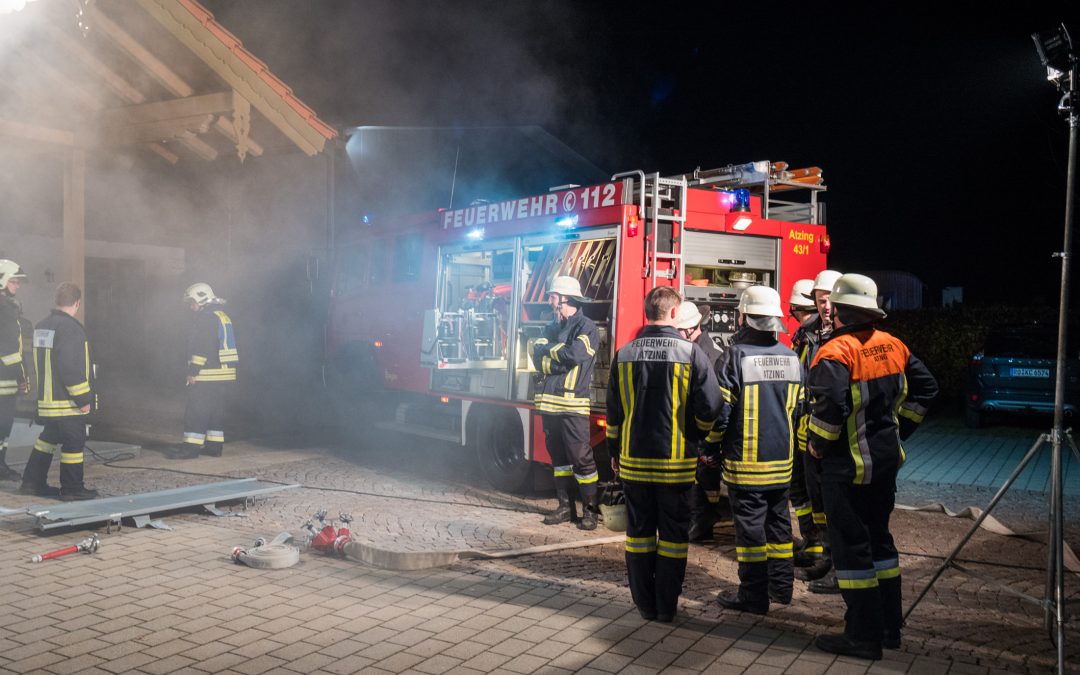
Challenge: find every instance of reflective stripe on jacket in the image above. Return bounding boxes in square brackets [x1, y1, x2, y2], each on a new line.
[0, 295, 25, 396]
[791, 315, 825, 454]
[34, 310, 94, 418]
[807, 325, 938, 485]
[707, 329, 803, 490]
[189, 305, 238, 383]
[531, 312, 599, 415]
[606, 325, 721, 485]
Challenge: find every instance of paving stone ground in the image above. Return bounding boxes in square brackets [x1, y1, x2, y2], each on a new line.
[0, 427, 1077, 674]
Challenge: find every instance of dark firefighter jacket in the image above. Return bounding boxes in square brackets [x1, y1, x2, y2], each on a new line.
[791, 314, 825, 453]
[606, 325, 721, 485]
[34, 309, 94, 418]
[188, 305, 238, 382]
[695, 330, 723, 368]
[0, 295, 25, 397]
[807, 324, 938, 485]
[531, 311, 599, 415]
[706, 328, 804, 490]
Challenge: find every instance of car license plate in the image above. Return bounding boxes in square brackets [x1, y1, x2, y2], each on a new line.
[1010, 368, 1050, 378]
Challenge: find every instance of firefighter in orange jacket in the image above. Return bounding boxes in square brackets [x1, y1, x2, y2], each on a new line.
[607, 286, 721, 621]
[709, 286, 803, 614]
[22, 283, 98, 500]
[0, 260, 28, 482]
[169, 283, 238, 460]
[532, 276, 601, 530]
[807, 274, 937, 660]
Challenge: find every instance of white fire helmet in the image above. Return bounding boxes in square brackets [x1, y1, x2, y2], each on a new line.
[830, 273, 886, 319]
[738, 285, 788, 333]
[788, 279, 816, 309]
[183, 282, 221, 307]
[804, 270, 843, 299]
[0, 259, 27, 288]
[546, 275, 589, 302]
[675, 301, 703, 329]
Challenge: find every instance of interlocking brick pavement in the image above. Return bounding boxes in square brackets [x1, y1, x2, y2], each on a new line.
[0, 434, 1075, 674]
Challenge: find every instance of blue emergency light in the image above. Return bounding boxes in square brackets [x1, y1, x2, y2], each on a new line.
[466, 227, 485, 241]
[555, 214, 579, 229]
[733, 189, 751, 212]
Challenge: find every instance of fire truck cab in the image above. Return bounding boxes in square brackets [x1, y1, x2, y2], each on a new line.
[327, 162, 829, 491]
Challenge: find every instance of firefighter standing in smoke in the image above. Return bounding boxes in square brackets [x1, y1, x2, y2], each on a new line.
[532, 275, 602, 530]
[606, 287, 720, 621]
[708, 286, 802, 615]
[807, 274, 937, 660]
[796, 269, 843, 593]
[169, 283, 238, 460]
[0, 260, 28, 482]
[21, 283, 98, 500]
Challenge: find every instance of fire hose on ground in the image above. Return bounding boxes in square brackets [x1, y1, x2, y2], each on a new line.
[31, 534, 99, 563]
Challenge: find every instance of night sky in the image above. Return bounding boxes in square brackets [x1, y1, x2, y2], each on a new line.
[202, 1, 1075, 305]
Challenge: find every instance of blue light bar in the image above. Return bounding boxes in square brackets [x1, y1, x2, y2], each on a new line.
[733, 189, 750, 212]
[555, 214, 579, 229]
[466, 227, 485, 240]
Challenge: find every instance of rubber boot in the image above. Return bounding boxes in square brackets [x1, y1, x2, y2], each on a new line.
[0, 446, 21, 482]
[543, 486, 576, 525]
[59, 461, 98, 501]
[796, 557, 832, 582]
[18, 449, 59, 497]
[577, 487, 599, 531]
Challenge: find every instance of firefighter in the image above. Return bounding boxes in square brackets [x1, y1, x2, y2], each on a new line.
[21, 283, 98, 500]
[808, 274, 937, 660]
[787, 279, 822, 567]
[606, 286, 721, 621]
[168, 283, 238, 460]
[708, 286, 803, 614]
[0, 260, 28, 482]
[796, 269, 843, 592]
[676, 302, 726, 542]
[532, 275, 601, 530]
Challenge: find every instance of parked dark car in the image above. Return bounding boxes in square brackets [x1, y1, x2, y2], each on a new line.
[963, 324, 1080, 428]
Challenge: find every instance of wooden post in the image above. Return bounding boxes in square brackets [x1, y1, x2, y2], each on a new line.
[63, 148, 86, 321]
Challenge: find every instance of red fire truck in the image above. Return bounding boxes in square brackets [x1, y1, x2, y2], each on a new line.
[326, 162, 829, 491]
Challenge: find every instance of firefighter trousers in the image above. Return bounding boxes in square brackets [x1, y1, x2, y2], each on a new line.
[623, 482, 691, 618]
[804, 453, 830, 556]
[0, 395, 14, 460]
[25, 417, 87, 490]
[789, 449, 814, 538]
[729, 486, 793, 608]
[543, 414, 598, 502]
[183, 381, 230, 455]
[822, 477, 901, 644]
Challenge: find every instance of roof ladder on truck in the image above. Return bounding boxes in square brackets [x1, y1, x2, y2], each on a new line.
[613, 171, 687, 295]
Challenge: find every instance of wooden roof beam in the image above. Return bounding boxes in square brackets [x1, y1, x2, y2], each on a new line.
[100, 91, 233, 127]
[45, 24, 146, 105]
[147, 142, 179, 165]
[0, 118, 75, 147]
[214, 115, 263, 157]
[178, 131, 218, 161]
[98, 113, 215, 146]
[22, 52, 107, 112]
[86, 5, 194, 98]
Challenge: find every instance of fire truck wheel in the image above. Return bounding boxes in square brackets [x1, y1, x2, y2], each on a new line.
[473, 407, 532, 493]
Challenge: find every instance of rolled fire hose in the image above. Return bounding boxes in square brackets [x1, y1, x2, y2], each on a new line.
[231, 531, 300, 569]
